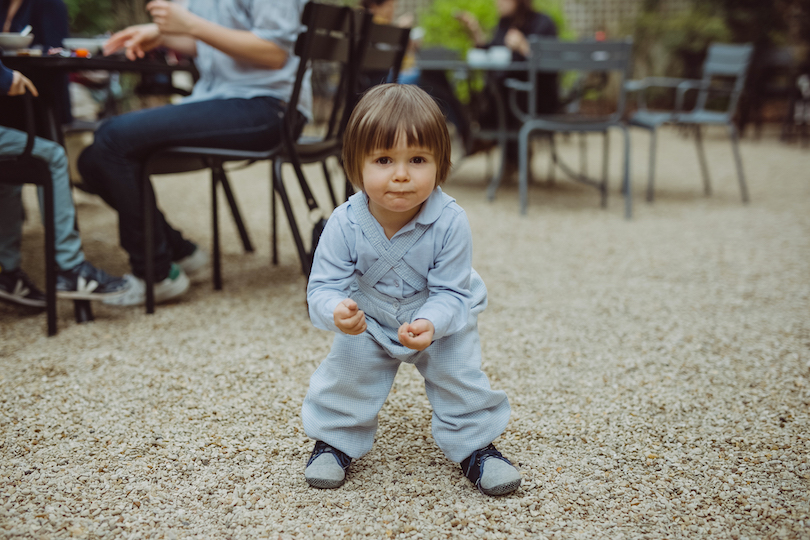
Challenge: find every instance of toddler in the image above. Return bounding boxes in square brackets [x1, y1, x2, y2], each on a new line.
[302, 84, 520, 496]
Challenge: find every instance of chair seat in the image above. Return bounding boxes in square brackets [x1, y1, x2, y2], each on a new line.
[676, 110, 732, 125]
[525, 113, 619, 132]
[628, 110, 677, 129]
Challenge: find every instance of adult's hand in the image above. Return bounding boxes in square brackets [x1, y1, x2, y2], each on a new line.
[146, 0, 200, 36]
[104, 23, 163, 60]
[8, 70, 38, 96]
[504, 28, 529, 57]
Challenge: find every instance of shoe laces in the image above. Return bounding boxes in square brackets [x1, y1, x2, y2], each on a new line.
[461, 443, 505, 484]
[308, 441, 351, 470]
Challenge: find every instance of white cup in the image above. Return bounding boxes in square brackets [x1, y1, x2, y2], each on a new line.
[466, 48, 488, 66]
[488, 46, 512, 66]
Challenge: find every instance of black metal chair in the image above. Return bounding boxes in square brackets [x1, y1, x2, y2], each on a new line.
[626, 43, 754, 203]
[504, 38, 634, 218]
[140, 2, 364, 313]
[0, 92, 93, 335]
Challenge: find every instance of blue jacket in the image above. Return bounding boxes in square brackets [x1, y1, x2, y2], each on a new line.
[0, 61, 13, 95]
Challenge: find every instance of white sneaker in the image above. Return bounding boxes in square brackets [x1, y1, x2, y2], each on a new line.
[103, 263, 190, 306]
[175, 246, 208, 276]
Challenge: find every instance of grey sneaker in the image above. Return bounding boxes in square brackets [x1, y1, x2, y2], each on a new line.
[0, 268, 46, 308]
[56, 260, 129, 300]
[305, 441, 352, 489]
[102, 263, 189, 306]
[461, 443, 521, 496]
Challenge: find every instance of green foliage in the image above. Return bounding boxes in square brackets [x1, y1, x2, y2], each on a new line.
[420, 0, 572, 55]
[64, 0, 149, 36]
[633, 4, 731, 78]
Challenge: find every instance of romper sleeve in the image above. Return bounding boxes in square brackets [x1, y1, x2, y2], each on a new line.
[412, 209, 475, 340]
[306, 208, 358, 333]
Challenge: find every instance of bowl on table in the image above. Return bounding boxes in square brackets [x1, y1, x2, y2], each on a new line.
[63, 37, 107, 55]
[0, 32, 35, 51]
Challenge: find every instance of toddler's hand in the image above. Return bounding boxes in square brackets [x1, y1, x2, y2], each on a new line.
[398, 319, 434, 351]
[334, 298, 366, 335]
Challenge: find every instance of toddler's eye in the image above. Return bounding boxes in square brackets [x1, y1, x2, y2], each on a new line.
[376, 157, 392, 165]
[411, 156, 427, 164]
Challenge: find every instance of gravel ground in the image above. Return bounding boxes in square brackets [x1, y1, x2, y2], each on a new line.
[1, 127, 809, 539]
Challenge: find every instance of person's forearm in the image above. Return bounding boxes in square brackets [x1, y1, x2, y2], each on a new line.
[186, 17, 287, 69]
[160, 34, 198, 57]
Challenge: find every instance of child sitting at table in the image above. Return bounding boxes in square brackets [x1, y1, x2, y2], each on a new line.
[302, 84, 521, 496]
[0, 61, 129, 308]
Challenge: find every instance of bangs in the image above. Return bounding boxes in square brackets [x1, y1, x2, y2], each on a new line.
[358, 101, 446, 156]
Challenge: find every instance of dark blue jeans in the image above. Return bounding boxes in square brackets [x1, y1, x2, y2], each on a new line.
[78, 96, 286, 280]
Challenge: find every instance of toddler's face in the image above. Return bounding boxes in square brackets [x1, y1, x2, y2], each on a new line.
[362, 135, 437, 226]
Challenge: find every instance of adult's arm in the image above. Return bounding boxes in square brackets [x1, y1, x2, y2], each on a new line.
[0, 62, 13, 94]
[147, 0, 288, 69]
[0, 61, 38, 96]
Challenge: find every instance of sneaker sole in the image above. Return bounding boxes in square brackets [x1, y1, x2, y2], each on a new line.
[155, 271, 190, 303]
[57, 289, 127, 301]
[0, 290, 46, 308]
[480, 479, 521, 496]
[306, 477, 346, 489]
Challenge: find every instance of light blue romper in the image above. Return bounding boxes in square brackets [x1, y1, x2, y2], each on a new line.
[302, 190, 511, 463]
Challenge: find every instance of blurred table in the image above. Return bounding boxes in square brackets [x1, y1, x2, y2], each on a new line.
[417, 58, 529, 199]
[1, 52, 196, 142]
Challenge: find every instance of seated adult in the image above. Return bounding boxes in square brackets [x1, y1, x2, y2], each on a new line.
[457, 0, 559, 162]
[77, 0, 311, 307]
[0, 0, 72, 127]
[0, 61, 128, 308]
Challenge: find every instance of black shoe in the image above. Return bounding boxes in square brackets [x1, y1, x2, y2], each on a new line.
[0, 268, 46, 308]
[460, 443, 521, 496]
[305, 441, 352, 489]
[56, 260, 129, 300]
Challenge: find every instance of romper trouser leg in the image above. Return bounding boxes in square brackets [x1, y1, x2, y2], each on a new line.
[414, 324, 511, 464]
[302, 332, 400, 459]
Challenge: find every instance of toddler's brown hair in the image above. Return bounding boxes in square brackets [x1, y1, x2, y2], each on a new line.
[342, 84, 451, 190]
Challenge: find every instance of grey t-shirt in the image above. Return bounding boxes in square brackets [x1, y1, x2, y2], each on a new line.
[183, 0, 312, 119]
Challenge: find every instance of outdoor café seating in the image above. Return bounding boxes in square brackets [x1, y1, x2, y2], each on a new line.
[503, 38, 635, 218]
[0, 92, 93, 336]
[626, 42, 754, 203]
[139, 3, 410, 314]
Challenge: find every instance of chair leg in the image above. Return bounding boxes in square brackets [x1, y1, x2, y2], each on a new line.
[548, 134, 557, 185]
[73, 300, 93, 323]
[621, 126, 632, 220]
[42, 179, 57, 336]
[579, 132, 588, 179]
[273, 159, 309, 276]
[646, 128, 657, 202]
[271, 163, 278, 266]
[518, 124, 532, 215]
[727, 123, 750, 203]
[322, 160, 338, 208]
[218, 168, 254, 253]
[142, 169, 155, 314]
[211, 168, 222, 291]
[601, 130, 609, 208]
[694, 125, 712, 196]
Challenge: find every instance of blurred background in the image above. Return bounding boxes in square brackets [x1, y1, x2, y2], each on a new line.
[60, 0, 810, 140]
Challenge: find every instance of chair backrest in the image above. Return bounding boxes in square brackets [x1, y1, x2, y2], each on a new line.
[356, 19, 411, 90]
[697, 43, 753, 115]
[287, 2, 364, 143]
[527, 38, 634, 120]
